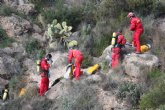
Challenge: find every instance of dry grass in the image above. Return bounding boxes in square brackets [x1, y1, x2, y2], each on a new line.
[59, 82, 103, 110]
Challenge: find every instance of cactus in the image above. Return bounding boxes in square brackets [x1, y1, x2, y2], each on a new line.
[46, 19, 73, 48]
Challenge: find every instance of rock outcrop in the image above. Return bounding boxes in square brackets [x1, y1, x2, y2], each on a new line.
[0, 15, 32, 38]
[123, 53, 159, 78]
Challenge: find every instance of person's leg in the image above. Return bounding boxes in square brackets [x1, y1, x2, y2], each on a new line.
[114, 48, 121, 68]
[40, 78, 44, 96]
[135, 30, 143, 53]
[133, 32, 137, 47]
[75, 56, 84, 80]
[115, 48, 121, 67]
[111, 49, 115, 68]
[44, 77, 49, 92]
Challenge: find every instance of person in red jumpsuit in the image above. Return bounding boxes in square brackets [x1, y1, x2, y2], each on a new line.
[127, 12, 144, 54]
[111, 30, 126, 68]
[40, 53, 52, 96]
[68, 45, 84, 80]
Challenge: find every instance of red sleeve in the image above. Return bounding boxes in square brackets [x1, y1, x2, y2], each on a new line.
[130, 19, 136, 31]
[68, 50, 73, 63]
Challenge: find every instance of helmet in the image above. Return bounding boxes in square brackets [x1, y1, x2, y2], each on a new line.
[68, 40, 78, 49]
[46, 53, 52, 60]
[127, 12, 135, 18]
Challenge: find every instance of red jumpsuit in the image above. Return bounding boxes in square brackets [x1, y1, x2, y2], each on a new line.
[130, 17, 144, 53]
[112, 34, 126, 68]
[40, 58, 50, 96]
[68, 49, 84, 80]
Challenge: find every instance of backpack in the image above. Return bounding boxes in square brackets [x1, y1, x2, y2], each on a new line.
[112, 33, 126, 48]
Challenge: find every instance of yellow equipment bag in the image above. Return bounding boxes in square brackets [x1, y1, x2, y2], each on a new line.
[140, 44, 151, 53]
[87, 64, 100, 75]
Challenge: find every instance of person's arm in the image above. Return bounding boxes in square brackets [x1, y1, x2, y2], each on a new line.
[130, 19, 136, 31]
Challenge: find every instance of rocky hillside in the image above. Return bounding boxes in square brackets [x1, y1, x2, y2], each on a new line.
[0, 0, 165, 110]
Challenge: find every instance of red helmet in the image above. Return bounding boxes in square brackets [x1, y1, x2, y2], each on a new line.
[127, 12, 135, 18]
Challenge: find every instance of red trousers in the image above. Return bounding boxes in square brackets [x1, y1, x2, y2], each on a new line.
[112, 47, 121, 68]
[75, 55, 84, 80]
[40, 77, 49, 96]
[133, 30, 143, 52]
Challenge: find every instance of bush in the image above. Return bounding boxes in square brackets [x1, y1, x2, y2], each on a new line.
[9, 75, 27, 99]
[100, 75, 118, 91]
[147, 69, 162, 81]
[140, 80, 165, 110]
[126, 0, 158, 16]
[40, 0, 84, 30]
[59, 83, 103, 110]
[92, 35, 110, 57]
[81, 54, 93, 68]
[159, 105, 165, 110]
[0, 27, 14, 48]
[25, 39, 45, 59]
[116, 82, 142, 106]
[0, 5, 16, 16]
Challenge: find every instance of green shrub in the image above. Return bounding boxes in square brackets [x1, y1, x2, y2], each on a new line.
[25, 39, 43, 59]
[116, 82, 142, 106]
[159, 105, 165, 110]
[147, 69, 162, 81]
[0, 5, 16, 16]
[41, 3, 84, 30]
[126, 0, 157, 16]
[92, 35, 110, 57]
[81, 54, 93, 68]
[140, 80, 165, 110]
[0, 27, 14, 48]
[102, 61, 109, 72]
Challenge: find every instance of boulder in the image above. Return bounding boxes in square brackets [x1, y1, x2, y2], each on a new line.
[17, 3, 36, 15]
[33, 24, 42, 33]
[31, 33, 45, 43]
[123, 53, 159, 78]
[23, 58, 36, 75]
[0, 15, 32, 38]
[0, 55, 21, 77]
